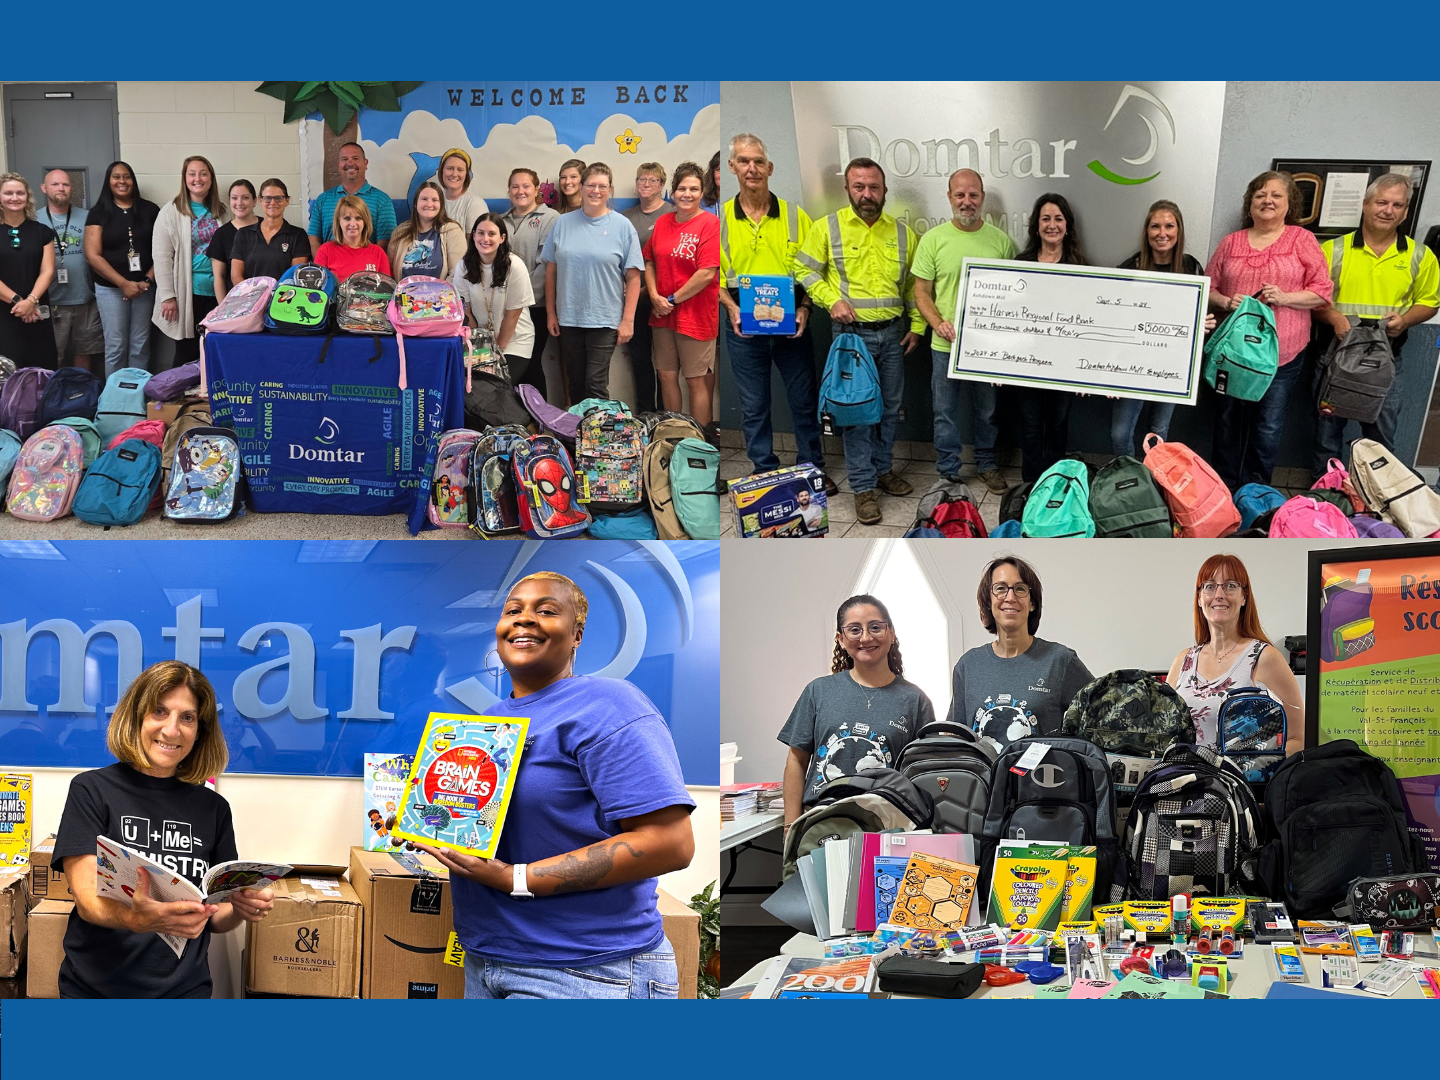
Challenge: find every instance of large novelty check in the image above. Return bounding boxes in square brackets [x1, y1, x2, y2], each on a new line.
[948, 259, 1210, 404]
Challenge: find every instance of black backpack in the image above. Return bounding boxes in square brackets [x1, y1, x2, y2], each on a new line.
[999, 481, 1032, 524]
[37, 367, 101, 427]
[1315, 320, 1394, 424]
[979, 735, 1119, 901]
[1257, 740, 1427, 917]
[1089, 455, 1173, 537]
[780, 769, 933, 880]
[894, 720, 997, 837]
[465, 371, 535, 430]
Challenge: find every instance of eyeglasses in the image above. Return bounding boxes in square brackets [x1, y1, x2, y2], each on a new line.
[1201, 581, 1245, 595]
[259, 195, 288, 203]
[990, 583, 1031, 598]
[635, 177, 663, 187]
[840, 621, 889, 639]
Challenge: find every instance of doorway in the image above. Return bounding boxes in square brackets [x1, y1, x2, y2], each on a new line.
[3, 83, 119, 209]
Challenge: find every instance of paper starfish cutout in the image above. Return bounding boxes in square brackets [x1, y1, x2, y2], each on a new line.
[615, 128, 642, 154]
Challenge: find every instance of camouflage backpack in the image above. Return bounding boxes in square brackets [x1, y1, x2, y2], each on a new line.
[1060, 669, 1197, 803]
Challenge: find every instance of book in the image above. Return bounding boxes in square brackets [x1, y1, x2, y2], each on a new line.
[886, 852, 980, 932]
[737, 274, 796, 335]
[0, 773, 32, 868]
[390, 712, 528, 859]
[752, 955, 876, 998]
[363, 753, 413, 851]
[94, 836, 291, 958]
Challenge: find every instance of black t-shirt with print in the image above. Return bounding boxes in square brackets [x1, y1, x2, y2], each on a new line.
[53, 763, 238, 998]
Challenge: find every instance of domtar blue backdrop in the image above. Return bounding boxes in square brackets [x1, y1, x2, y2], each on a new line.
[0, 539, 717, 784]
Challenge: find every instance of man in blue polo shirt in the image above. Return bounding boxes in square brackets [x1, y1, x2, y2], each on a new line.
[307, 142, 397, 254]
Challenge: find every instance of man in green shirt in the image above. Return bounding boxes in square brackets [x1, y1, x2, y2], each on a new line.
[913, 170, 1017, 493]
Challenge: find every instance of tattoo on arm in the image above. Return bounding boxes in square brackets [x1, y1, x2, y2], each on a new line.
[532, 840, 644, 895]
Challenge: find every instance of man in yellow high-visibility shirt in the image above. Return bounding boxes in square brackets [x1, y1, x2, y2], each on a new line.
[1311, 172, 1439, 478]
[795, 158, 925, 526]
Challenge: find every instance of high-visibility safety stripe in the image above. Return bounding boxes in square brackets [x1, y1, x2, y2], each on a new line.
[827, 216, 851, 300]
[895, 220, 908, 295]
[719, 210, 735, 287]
[852, 297, 903, 308]
[785, 201, 799, 248]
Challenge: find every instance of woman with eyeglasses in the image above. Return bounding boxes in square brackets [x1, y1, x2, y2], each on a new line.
[1166, 554, 1304, 754]
[948, 556, 1093, 757]
[229, 179, 310, 285]
[152, 156, 224, 367]
[0, 172, 58, 369]
[84, 161, 160, 375]
[777, 595, 935, 828]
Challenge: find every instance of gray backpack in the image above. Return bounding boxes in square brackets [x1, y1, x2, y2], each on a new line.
[780, 769, 933, 880]
[894, 719, 997, 836]
[1316, 320, 1394, 424]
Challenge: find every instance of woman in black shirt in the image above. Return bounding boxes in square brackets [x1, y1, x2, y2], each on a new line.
[84, 160, 159, 377]
[0, 172, 58, 369]
[206, 179, 259, 303]
[230, 178, 310, 284]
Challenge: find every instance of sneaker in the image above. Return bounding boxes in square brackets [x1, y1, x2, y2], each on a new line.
[978, 467, 1008, 495]
[854, 489, 882, 525]
[876, 470, 913, 496]
[822, 472, 839, 497]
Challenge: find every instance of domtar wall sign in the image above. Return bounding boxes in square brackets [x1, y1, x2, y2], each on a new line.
[790, 82, 1226, 267]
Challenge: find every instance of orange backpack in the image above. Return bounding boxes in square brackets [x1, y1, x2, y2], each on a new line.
[1141, 433, 1240, 538]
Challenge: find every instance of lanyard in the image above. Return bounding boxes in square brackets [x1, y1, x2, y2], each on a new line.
[479, 260, 500, 329]
[45, 206, 72, 255]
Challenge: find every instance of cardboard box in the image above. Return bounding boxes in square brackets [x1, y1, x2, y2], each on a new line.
[25, 899, 72, 999]
[28, 834, 73, 904]
[0, 867, 28, 978]
[349, 846, 464, 999]
[728, 464, 828, 537]
[245, 865, 362, 998]
[657, 888, 700, 1000]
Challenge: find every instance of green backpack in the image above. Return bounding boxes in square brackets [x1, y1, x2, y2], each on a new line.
[668, 437, 721, 539]
[51, 416, 102, 470]
[1022, 457, 1095, 537]
[1090, 455, 1173, 537]
[1203, 296, 1278, 401]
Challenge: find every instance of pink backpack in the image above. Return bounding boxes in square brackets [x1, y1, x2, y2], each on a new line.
[6, 424, 85, 521]
[1270, 495, 1360, 539]
[1142, 433, 1239, 538]
[199, 275, 276, 392]
[1311, 457, 1365, 514]
[106, 419, 166, 451]
[386, 276, 465, 391]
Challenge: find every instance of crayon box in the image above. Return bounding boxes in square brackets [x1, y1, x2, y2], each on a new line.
[988, 844, 1069, 930]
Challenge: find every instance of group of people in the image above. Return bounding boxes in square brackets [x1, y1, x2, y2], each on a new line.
[719, 132, 1439, 524]
[48, 572, 696, 999]
[0, 145, 727, 435]
[778, 553, 1305, 821]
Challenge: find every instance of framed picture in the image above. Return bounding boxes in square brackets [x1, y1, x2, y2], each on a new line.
[1271, 158, 1430, 243]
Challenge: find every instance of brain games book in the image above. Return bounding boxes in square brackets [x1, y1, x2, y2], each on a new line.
[391, 713, 528, 859]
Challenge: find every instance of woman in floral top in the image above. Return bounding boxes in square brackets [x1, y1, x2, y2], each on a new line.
[1166, 553, 1304, 755]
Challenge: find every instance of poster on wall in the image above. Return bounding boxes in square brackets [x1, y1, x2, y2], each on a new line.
[301, 81, 720, 221]
[1271, 158, 1430, 243]
[1307, 544, 1440, 870]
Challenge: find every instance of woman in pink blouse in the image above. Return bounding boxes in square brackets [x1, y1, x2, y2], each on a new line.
[1205, 171, 1331, 489]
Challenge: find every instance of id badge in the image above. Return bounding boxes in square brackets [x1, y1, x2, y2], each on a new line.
[56, 268, 69, 284]
[128, 254, 141, 272]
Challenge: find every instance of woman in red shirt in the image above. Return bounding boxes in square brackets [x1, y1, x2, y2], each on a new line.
[643, 162, 720, 431]
[314, 195, 391, 282]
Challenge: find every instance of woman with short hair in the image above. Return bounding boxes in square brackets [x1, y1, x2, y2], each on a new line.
[229, 179, 310, 284]
[84, 160, 160, 375]
[314, 195, 391, 281]
[152, 155, 225, 366]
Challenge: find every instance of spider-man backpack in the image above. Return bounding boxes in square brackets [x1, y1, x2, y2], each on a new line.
[511, 433, 591, 539]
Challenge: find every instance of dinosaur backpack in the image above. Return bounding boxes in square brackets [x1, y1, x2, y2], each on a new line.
[160, 400, 214, 494]
[335, 271, 398, 334]
[512, 433, 591, 539]
[1022, 458, 1094, 537]
[6, 425, 85, 521]
[817, 332, 882, 430]
[387, 275, 465, 391]
[428, 428, 481, 528]
[643, 414, 707, 540]
[92, 367, 151, 445]
[1142, 434, 1240, 538]
[1060, 669, 1197, 803]
[894, 720, 997, 837]
[909, 478, 987, 538]
[1316, 320, 1394, 424]
[1269, 495, 1359, 539]
[72, 438, 162, 526]
[781, 769, 933, 880]
[162, 426, 243, 523]
[1118, 743, 1263, 901]
[1089, 455, 1172, 538]
[574, 403, 648, 512]
[469, 425, 531, 537]
[0, 367, 52, 441]
[1213, 685, 1287, 788]
[37, 367, 102, 429]
[1234, 483, 1287, 532]
[1202, 295, 1278, 400]
[1350, 438, 1440, 538]
[265, 264, 336, 335]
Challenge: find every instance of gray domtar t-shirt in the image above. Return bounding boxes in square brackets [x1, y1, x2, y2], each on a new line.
[946, 637, 1093, 755]
[779, 671, 935, 806]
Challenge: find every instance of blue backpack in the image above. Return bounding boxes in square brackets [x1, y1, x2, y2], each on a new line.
[588, 507, 660, 538]
[1234, 483, 1287, 532]
[36, 367, 101, 428]
[1214, 685, 1287, 787]
[72, 438, 162, 526]
[1022, 458, 1095, 537]
[264, 264, 337, 334]
[817, 332, 882, 430]
[990, 518, 1022, 538]
[0, 428, 19, 491]
[95, 367, 153, 446]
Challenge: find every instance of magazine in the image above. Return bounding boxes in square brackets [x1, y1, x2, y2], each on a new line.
[752, 955, 877, 998]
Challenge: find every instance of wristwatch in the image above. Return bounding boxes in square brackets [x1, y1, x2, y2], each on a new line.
[511, 862, 534, 900]
[666, 294, 676, 306]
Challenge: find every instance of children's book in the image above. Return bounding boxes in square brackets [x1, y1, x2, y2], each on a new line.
[94, 836, 291, 958]
[0, 773, 32, 867]
[391, 712, 528, 858]
[886, 852, 980, 932]
[752, 955, 876, 998]
[363, 753, 414, 851]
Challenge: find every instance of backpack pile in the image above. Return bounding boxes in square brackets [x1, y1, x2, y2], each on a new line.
[906, 478, 986, 538]
[1021, 458, 1093, 537]
[1142, 434, 1239, 537]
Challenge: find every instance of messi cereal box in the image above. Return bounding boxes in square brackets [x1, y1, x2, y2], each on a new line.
[729, 463, 828, 537]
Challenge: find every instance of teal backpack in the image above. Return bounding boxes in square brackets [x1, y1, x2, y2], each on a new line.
[1090, 455, 1172, 537]
[0, 428, 19, 492]
[1203, 296, 1278, 401]
[817, 332, 882, 431]
[50, 416, 101, 470]
[1022, 458, 1095, 537]
[72, 438, 162, 526]
[669, 437, 721, 539]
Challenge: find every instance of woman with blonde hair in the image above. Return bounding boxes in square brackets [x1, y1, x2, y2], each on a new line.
[0, 171, 58, 368]
[51, 660, 275, 998]
[433, 147, 488, 232]
[408, 571, 695, 998]
[153, 155, 225, 365]
[314, 194, 391, 280]
[388, 180, 465, 282]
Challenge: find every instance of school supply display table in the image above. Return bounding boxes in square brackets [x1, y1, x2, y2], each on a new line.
[204, 334, 465, 534]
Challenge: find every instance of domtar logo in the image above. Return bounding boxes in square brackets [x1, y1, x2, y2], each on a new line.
[1087, 85, 1175, 187]
[316, 416, 340, 445]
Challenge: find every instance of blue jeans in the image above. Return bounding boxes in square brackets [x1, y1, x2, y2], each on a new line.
[1212, 355, 1305, 489]
[724, 319, 825, 473]
[1110, 399, 1177, 458]
[463, 938, 679, 999]
[1018, 388, 1073, 483]
[1310, 352, 1404, 479]
[931, 348, 998, 476]
[840, 321, 906, 493]
[94, 283, 154, 377]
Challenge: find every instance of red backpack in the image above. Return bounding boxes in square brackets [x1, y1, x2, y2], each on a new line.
[910, 479, 988, 538]
[1142, 434, 1239, 538]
